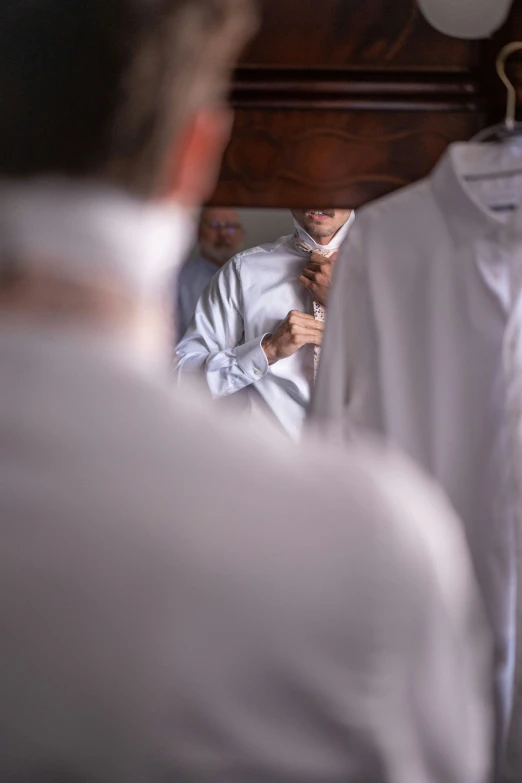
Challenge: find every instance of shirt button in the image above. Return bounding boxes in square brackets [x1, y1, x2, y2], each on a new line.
[253, 369, 261, 376]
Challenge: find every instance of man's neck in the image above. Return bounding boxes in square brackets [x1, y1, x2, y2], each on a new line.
[0, 267, 168, 362]
[310, 219, 351, 247]
[312, 235, 335, 247]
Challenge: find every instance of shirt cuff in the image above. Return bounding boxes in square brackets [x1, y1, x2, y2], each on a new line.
[235, 335, 269, 381]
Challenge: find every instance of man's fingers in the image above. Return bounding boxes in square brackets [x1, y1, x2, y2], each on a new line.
[299, 275, 322, 291]
[303, 260, 325, 273]
[309, 251, 333, 263]
[292, 327, 324, 339]
[293, 331, 323, 347]
[289, 324, 324, 341]
[304, 318, 325, 330]
[287, 309, 317, 324]
[290, 321, 323, 332]
[299, 277, 323, 300]
[269, 310, 325, 361]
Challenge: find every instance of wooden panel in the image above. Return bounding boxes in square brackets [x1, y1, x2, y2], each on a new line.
[213, 109, 484, 208]
[240, 0, 478, 69]
[209, 0, 522, 208]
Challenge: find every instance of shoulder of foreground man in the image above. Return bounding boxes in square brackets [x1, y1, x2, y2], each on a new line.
[167, 382, 477, 580]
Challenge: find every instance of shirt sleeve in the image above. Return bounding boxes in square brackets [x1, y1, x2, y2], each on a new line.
[309, 220, 383, 439]
[173, 256, 269, 398]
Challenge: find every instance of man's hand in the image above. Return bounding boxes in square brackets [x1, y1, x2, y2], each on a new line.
[299, 249, 338, 305]
[262, 310, 324, 365]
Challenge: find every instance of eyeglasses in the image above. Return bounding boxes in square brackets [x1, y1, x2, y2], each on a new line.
[203, 220, 243, 234]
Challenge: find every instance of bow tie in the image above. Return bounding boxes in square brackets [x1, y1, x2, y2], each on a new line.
[293, 234, 336, 259]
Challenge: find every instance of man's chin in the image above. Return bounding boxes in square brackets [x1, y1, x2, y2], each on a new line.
[201, 245, 234, 265]
[304, 221, 336, 240]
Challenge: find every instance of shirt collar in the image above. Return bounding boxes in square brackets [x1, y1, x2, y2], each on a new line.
[293, 211, 355, 252]
[430, 142, 522, 246]
[0, 178, 194, 297]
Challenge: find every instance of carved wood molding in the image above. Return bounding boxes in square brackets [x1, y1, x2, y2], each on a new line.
[211, 111, 482, 207]
[225, 124, 454, 190]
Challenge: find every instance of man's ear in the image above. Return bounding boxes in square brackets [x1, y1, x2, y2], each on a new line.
[163, 106, 234, 207]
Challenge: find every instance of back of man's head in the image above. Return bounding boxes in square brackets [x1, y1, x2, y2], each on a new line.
[0, 0, 256, 198]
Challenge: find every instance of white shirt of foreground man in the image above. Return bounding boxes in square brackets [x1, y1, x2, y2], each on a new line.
[174, 210, 354, 440]
[0, 190, 494, 783]
[311, 142, 520, 774]
[0, 0, 492, 779]
[1, 298, 492, 783]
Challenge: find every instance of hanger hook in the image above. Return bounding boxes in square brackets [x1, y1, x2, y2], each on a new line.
[496, 42, 522, 131]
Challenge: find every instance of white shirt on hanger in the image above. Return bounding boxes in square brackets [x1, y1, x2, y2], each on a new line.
[311, 141, 522, 766]
[173, 215, 354, 440]
[501, 210, 522, 782]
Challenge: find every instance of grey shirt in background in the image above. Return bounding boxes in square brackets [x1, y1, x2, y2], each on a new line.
[177, 254, 219, 338]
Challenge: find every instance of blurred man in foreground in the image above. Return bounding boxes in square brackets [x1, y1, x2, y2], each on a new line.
[0, 1, 492, 782]
[177, 206, 244, 337]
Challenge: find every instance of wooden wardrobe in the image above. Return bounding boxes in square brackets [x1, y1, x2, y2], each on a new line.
[210, 0, 522, 209]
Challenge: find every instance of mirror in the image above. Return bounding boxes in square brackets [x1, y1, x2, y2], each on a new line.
[173, 207, 353, 440]
[235, 208, 296, 253]
[175, 208, 295, 340]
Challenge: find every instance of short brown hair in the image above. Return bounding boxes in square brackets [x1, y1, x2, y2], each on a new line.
[0, 0, 257, 196]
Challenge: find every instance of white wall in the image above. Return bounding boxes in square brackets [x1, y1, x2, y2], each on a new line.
[187, 208, 294, 263]
[236, 208, 295, 250]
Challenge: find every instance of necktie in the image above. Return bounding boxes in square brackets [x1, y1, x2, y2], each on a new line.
[293, 233, 334, 381]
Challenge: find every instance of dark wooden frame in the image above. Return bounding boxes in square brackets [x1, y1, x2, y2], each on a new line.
[210, 0, 522, 208]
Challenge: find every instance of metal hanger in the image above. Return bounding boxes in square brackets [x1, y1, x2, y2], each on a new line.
[464, 42, 522, 209]
[473, 41, 522, 142]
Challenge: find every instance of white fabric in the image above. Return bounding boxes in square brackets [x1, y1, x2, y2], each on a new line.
[501, 223, 522, 782]
[0, 318, 492, 783]
[311, 140, 522, 770]
[0, 178, 194, 297]
[177, 254, 219, 338]
[174, 214, 354, 440]
[418, 0, 513, 39]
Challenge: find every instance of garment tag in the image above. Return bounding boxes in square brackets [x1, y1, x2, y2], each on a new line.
[486, 190, 520, 213]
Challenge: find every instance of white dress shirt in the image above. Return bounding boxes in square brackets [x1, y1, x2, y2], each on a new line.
[0, 320, 492, 783]
[501, 223, 522, 783]
[0, 180, 492, 783]
[311, 141, 522, 769]
[177, 253, 219, 338]
[174, 215, 354, 440]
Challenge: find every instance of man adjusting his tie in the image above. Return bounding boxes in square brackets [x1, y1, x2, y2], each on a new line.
[174, 208, 354, 439]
